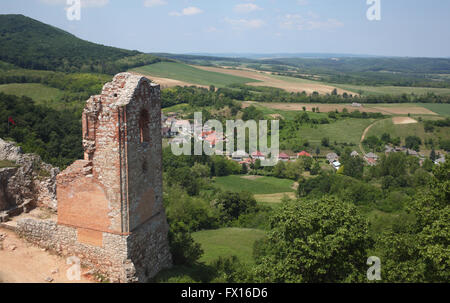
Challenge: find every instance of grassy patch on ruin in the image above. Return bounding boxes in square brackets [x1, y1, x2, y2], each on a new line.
[0, 160, 18, 168]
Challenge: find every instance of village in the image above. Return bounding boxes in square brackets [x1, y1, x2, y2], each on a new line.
[161, 112, 447, 171]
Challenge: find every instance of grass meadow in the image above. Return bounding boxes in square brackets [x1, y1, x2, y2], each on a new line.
[192, 228, 266, 265]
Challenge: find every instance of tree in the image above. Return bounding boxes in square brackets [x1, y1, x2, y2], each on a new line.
[214, 191, 257, 223]
[375, 161, 450, 282]
[363, 136, 381, 151]
[321, 137, 330, 147]
[273, 161, 286, 178]
[168, 222, 204, 266]
[241, 163, 248, 174]
[430, 148, 436, 161]
[343, 155, 364, 179]
[405, 136, 422, 151]
[253, 197, 372, 282]
[310, 162, 321, 176]
[315, 146, 321, 158]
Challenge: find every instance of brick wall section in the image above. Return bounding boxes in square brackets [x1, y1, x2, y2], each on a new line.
[18, 73, 172, 282]
[17, 214, 171, 282]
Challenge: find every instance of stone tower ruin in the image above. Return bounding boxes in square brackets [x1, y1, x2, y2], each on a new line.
[18, 73, 172, 282]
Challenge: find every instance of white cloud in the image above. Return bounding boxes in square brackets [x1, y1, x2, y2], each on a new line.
[297, 0, 309, 5]
[234, 3, 262, 14]
[280, 13, 343, 31]
[143, 0, 167, 8]
[40, 0, 109, 8]
[169, 6, 203, 17]
[225, 17, 264, 30]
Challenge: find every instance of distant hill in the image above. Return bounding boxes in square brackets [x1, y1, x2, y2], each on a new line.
[0, 14, 164, 74]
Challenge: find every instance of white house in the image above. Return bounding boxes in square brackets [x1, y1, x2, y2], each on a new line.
[332, 161, 341, 170]
[232, 150, 249, 162]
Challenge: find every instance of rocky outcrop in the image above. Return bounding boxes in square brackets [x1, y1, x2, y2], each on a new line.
[0, 139, 59, 219]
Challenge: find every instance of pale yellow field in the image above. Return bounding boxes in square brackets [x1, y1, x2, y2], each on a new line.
[392, 117, 418, 125]
[130, 71, 209, 89]
[254, 192, 296, 204]
[194, 65, 357, 95]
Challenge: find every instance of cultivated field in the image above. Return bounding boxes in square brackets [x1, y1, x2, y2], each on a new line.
[332, 83, 450, 96]
[418, 103, 450, 116]
[195, 65, 357, 95]
[192, 228, 266, 265]
[130, 62, 257, 88]
[242, 101, 440, 116]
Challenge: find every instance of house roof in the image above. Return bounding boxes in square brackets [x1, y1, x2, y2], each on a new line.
[251, 151, 265, 157]
[232, 150, 249, 158]
[365, 152, 378, 159]
[327, 153, 339, 160]
[351, 151, 359, 157]
[279, 153, 290, 159]
[297, 151, 312, 157]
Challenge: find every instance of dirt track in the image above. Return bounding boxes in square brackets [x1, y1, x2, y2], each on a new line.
[0, 228, 93, 283]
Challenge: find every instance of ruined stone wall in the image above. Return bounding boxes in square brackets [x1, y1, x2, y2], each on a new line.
[52, 72, 172, 282]
[0, 139, 59, 215]
[17, 213, 171, 282]
[124, 79, 164, 232]
[16, 218, 132, 282]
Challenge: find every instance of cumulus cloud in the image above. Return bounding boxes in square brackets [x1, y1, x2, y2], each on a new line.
[169, 6, 203, 16]
[234, 3, 262, 14]
[143, 0, 167, 8]
[40, 0, 109, 8]
[225, 17, 264, 30]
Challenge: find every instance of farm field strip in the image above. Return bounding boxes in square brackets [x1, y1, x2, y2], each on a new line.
[194, 65, 357, 95]
[130, 62, 258, 88]
[331, 83, 450, 96]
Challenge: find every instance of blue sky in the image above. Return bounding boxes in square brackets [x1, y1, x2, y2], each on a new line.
[1, 0, 449, 57]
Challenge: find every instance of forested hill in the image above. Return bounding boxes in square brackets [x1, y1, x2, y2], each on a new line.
[0, 14, 164, 74]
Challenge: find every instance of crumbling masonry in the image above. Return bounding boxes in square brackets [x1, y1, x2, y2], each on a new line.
[17, 73, 172, 282]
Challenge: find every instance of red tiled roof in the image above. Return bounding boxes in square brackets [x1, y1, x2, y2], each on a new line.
[297, 151, 312, 157]
[279, 153, 290, 159]
[251, 151, 265, 157]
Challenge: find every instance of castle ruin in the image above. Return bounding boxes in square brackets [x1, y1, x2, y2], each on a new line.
[16, 73, 172, 282]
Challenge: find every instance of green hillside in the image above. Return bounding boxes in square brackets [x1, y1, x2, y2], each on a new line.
[0, 14, 162, 74]
[131, 62, 258, 88]
[0, 83, 63, 104]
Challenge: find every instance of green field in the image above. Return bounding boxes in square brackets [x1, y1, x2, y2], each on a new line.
[214, 175, 294, 195]
[332, 83, 450, 96]
[418, 103, 450, 116]
[0, 83, 64, 104]
[298, 118, 376, 146]
[131, 62, 258, 88]
[192, 228, 266, 265]
[366, 118, 450, 150]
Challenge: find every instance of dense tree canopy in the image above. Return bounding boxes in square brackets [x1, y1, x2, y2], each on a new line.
[253, 196, 372, 282]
